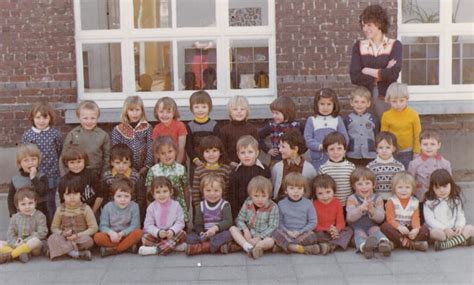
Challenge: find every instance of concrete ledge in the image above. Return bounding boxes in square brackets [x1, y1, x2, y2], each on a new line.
[410, 100, 474, 115]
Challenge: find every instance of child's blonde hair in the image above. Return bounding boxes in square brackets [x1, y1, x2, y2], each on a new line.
[227, 95, 250, 120]
[121, 96, 147, 124]
[385, 82, 409, 102]
[350, 167, 376, 187]
[247, 175, 272, 197]
[16, 143, 41, 168]
[282, 172, 309, 197]
[76, 100, 100, 117]
[391, 171, 416, 195]
[29, 102, 56, 126]
[350, 86, 371, 102]
[154, 97, 179, 121]
[236, 135, 259, 153]
[200, 173, 225, 194]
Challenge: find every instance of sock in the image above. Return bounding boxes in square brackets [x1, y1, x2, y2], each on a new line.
[0, 246, 13, 254]
[11, 244, 31, 258]
[295, 245, 305, 254]
[68, 250, 79, 258]
[440, 235, 466, 249]
[242, 242, 253, 253]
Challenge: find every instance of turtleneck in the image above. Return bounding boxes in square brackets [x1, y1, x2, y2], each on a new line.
[194, 116, 209, 124]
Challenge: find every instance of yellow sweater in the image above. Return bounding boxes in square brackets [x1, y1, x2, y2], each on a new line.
[381, 107, 421, 153]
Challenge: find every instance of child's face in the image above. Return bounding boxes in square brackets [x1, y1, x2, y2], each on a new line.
[153, 185, 172, 204]
[317, 97, 334, 116]
[434, 183, 451, 199]
[67, 158, 86, 174]
[192, 103, 210, 120]
[111, 158, 131, 175]
[326, 142, 346, 162]
[315, 187, 334, 205]
[203, 147, 221, 165]
[127, 106, 143, 123]
[157, 144, 176, 166]
[389, 97, 408, 112]
[353, 178, 374, 199]
[376, 139, 396, 160]
[157, 103, 173, 125]
[229, 105, 247, 121]
[279, 141, 298, 160]
[250, 190, 269, 208]
[20, 155, 39, 173]
[237, 145, 259, 166]
[78, 108, 99, 130]
[203, 181, 223, 204]
[114, 189, 132, 209]
[350, 95, 371, 115]
[17, 197, 36, 216]
[33, 112, 51, 130]
[285, 185, 305, 201]
[394, 182, 413, 200]
[271, 110, 285, 124]
[64, 191, 82, 207]
[420, 138, 441, 157]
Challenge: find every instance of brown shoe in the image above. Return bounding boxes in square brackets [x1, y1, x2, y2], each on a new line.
[186, 242, 211, 256]
[303, 244, 320, 255]
[0, 252, 12, 264]
[100, 247, 117, 257]
[362, 236, 377, 259]
[251, 246, 264, 259]
[78, 250, 92, 261]
[319, 243, 333, 255]
[412, 241, 428, 252]
[378, 240, 392, 257]
[220, 241, 242, 254]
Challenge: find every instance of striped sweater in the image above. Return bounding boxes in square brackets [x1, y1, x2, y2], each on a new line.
[318, 159, 355, 206]
[191, 163, 233, 207]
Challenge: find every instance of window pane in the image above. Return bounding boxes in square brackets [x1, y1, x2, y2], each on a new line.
[402, 0, 439, 24]
[82, 43, 122, 92]
[453, 0, 474, 23]
[134, 42, 173, 91]
[229, 0, 268, 26]
[176, 0, 215, 27]
[134, 0, 171, 28]
[452, 36, 474, 84]
[178, 41, 217, 90]
[402, 36, 439, 85]
[230, 39, 269, 89]
[80, 0, 120, 30]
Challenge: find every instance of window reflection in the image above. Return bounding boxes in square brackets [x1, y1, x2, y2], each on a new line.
[401, 37, 439, 85]
[81, 0, 120, 30]
[134, 0, 171, 28]
[82, 43, 122, 92]
[178, 41, 217, 90]
[134, 42, 173, 91]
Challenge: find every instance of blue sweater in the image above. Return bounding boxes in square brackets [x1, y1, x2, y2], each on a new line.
[277, 197, 316, 233]
[99, 201, 140, 235]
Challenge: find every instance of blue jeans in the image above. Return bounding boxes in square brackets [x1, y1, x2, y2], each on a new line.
[394, 150, 413, 170]
[47, 177, 59, 222]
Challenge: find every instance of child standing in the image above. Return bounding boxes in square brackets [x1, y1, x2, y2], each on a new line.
[139, 176, 186, 255]
[344, 86, 378, 166]
[0, 188, 48, 264]
[380, 172, 429, 251]
[258, 96, 302, 164]
[424, 169, 474, 250]
[367, 132, 405, 201]
[151, 97, 187, 164]
[48, 176, 98, 261]
[146, 136, 190, 223]
[22, 102, 62, 222]
[8, 144, 48, 218]
[408, 131, 452, 201]
[94, 177, 143, 257]
[63, 100, 110, 176]
[304, 88, 349, 170]
[318, 132, 356, 207]
[111, 96, 153, 176]
[229, 135, 271, 218]
[271, 129, 316, 201]
[346, 167, 392, 259]
[186, 174, 233, 255]
[312, 174, 353, 251]
[381, 82, 421, 169]
[219, 95, 259, 165]
[229, 176, 278, 259]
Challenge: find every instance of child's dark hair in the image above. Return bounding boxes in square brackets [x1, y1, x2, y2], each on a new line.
[322, 131, 347, 152]
[281, 172, 309, 198]
[147, 176, 174, 201]
[281, 129, 307, 155]
[59, 175, 84, 198]
[426, 169, 463, 209]
[270, 96, 296, 122]
[359, 4, 390, 34]
[62, 145, 89, 167]
[313, 88, 340, 117]
[420, 130, 441, 143]
[312, 174, 337, 198]
[110, 176, 135, 198]
[350, 167, 376, 187]
[29, 102, 56, 126]
[14, 187, 38, 208]
[375, 131, 398, 151]
[203, 67, 217, 90]
[189, 90, 213, 112]
[184, 72, 197, 90]
[198, 135, 227, 164]
[110, 143, 133, 163]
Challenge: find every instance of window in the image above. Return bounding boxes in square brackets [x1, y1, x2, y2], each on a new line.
[398, 0, 473, 101]
[73, 0, 276, 108]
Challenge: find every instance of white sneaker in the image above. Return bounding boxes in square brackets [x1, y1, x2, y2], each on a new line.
[139, 246, 157, 256]
[174, 243, 187, 252]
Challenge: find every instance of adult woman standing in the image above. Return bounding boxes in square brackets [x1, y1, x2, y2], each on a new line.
[350, 4, 402, 117]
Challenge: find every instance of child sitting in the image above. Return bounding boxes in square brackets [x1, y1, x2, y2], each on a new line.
[229, 176, 278, 259]
[380, 172, 429, 251]
[346, 167, 392, 259]
[186, 174, 233, 255]
[271, 129, 317, 201]
[139, 176, 186, 255]
[0, 188, 48, 264]
[312, 174, 353, 251]
[94, 177, 143, 257]
[48, 175, 98, 261]
[408, 131, 452, 201]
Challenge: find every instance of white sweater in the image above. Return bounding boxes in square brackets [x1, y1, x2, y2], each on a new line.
[423, 199, 466, 230]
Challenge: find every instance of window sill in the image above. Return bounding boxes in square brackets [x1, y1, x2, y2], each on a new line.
[409, 100, 474, 115]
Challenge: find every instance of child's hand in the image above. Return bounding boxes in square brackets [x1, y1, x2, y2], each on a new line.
[386, 59, 397, 69]
[205, 226, 218, 238]
[367, 200, 375, 215]
[287, 231, 300, 238]
[454, 227, 463, 235]
[166, 230, 174, 239]
[66, 234, 78, 241]
[408, 228, 419, 240]
[108, 231, 120, 243]
[62, 229, 73, 237]
[268, 148, 279, 157]
[230, 161, 239, 168]
[29, 167, 37, 179]
[194, 159, 203, 167]
[139, 167, 149, 177]
[444, 228, 455, 238]
[359, 199, 369, 213]
[158, 230, 168, 239]
[329, 225, 339, 239]
[397, 226, 410, 235]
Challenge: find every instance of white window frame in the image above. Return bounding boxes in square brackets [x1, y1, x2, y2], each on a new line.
[73, 0, 277, 109]
[397, 0, 474, 101]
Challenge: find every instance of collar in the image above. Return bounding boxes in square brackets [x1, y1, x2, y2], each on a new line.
[287, 196, 303, 203]
[375, 156, 395, 163]
[32, 126, 50, 133]
[231, 120, 247, 126]
[160, 161, 177, 169]
[420, 152, 442, 161]
[19, 209, 37, 217]
[236, 159, 265, 171]
[368, 34, 389, 49]
[204, 163, 221, 170]
[194, 117, 209, 124]
[111, 168, 132, 177]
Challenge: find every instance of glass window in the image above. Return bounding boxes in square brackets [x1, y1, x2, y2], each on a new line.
[176, 0, 216, 27]
[178, 40, 217, 90]
[134, 42, 173, 91]
[82, 43, 122, 92]
[401, 36, 439, 85]
[230, 39, 269, 89]
[453, 0, 474, 23]
[134, 0, 171, 29]
[80, 0, 120, 30]
[452, 36, 474, 84]
[229, 0, 268, 26]
[402, 0, 439, 24]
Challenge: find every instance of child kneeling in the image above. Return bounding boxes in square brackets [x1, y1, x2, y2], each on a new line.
[230, 176, 278, 259]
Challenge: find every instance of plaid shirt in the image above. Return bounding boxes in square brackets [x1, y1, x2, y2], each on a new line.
[236, 197, 279, 238]
[7, 210, 48, 246]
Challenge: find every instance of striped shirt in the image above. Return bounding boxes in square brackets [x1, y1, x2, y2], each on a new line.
[319, 160, 356, 206]
[191, 163, 232, 207]
[367, 157, 405, 200]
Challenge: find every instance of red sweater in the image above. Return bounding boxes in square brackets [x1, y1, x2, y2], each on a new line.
[313, 198, 345, 232]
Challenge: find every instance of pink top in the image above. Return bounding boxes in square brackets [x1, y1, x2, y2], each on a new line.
[152, 120, 188, 145]
[313, 198, 345, 232]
